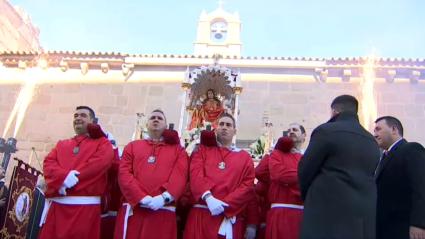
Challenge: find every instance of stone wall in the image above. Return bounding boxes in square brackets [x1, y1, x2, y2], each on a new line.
[1, 75, 424, 173]
[0, 0, 41, 51]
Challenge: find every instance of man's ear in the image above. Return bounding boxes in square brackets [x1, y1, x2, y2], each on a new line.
[332, 108, 338, 115]
[391, 126, 398, 135]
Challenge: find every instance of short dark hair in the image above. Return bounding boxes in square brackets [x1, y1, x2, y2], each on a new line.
[331, 95, 358, 114]
[299, 125, 306, 134]
[76, 106, 95, 119]
[375, 116, 404, 136]
[290, 123, 306, 134]
[218, 113, 236, 128]
[151, 109, 167, 123]
[207, 89, 215, 94]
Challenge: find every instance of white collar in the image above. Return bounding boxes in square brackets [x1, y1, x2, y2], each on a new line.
[217, 142, 241, 152]
[36, 187, 45, 195]
[291, 148, 305, 154]
[230, 145, 241, 152]
[144, 134, 163, 142]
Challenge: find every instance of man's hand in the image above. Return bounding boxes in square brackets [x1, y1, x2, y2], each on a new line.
[147, 195, 165, 211]
[63, 170, 80, 188]
[139, 195, 152, 206]
[244, 225, 257, 239]
[58, 186, 67, 196]
[410, 226, 425, 239]
[0, 198, 6, 207]
[205, 195, 228, 216]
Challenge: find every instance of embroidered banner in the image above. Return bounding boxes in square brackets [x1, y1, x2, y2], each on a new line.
[0, 158, 41, 239]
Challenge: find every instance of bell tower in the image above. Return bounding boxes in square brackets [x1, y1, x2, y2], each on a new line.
[193, 3, 242, 57]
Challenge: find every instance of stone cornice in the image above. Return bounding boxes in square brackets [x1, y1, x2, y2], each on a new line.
[1, 51, 423, 83]
[1, 50, 423, 66]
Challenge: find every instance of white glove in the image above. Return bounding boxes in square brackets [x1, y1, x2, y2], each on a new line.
[63, 170, 80, 188]
[245, 225, 257, 239]
[58, 186, 67, 196]
[205, 195, 228, 216]
[140, 195, 152, 206]
[147, 195, 165, 211]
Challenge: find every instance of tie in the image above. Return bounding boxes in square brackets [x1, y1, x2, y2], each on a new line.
[375, 151, 388, 177]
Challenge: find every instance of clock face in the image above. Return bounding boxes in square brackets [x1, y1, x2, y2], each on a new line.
[210, 21, 227, 42]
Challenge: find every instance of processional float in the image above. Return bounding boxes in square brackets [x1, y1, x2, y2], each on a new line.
[177, 65, 242, 153]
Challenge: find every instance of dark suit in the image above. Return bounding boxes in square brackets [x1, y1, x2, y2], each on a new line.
[298, 112, 380, 239]
[376, 139, 425, 239]
[0, 180, 9, 228]
[26, 187, 45, 239]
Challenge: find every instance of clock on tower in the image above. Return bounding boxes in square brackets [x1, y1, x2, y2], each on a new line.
[193, 5, 242, 57]
[210, 21, 227, 43]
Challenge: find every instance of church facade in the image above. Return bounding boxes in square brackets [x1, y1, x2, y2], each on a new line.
[0, 5, 425, 171]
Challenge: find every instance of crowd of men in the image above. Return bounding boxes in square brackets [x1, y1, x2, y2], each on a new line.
[2, 94, 424, 239]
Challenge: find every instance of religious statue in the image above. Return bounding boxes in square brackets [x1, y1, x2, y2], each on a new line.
[188, 89, 224, 129]
[262, 120, 274, 154]
[188, 103, 204, 130]
[132, 113, 147, 140]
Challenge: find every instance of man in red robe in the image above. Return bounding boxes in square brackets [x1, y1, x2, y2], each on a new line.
[184, 113, 255, 239]
[114, 109, 189, 239]
[255, 154, 271, 239]
[266, 125, 305, 239]
[39, 106, 114, 239]
[242, 188, 260, 239]
[255, 123, 306, 239]
[100, 132, 122, 239]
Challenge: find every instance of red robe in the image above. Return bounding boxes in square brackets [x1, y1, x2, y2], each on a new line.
[176, 183, 196, 239]
[101, 148, 122, 239]
[265, 150, 303, 239]
[255, 155, 271, 239]
[255, 154, 270, 184]
[239, 188, 260, 237]
[114, 139, 189, 239]
[184, 145, 255, 239]
[40, 135, 114, 239]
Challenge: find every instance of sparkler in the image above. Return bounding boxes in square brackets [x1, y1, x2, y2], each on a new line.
[360, 52, 378, 131]
[2, 61, 43, 138]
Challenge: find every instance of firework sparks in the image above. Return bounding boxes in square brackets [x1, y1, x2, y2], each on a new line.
[2, 63, 42, 138]
[360, 52, 378, 131]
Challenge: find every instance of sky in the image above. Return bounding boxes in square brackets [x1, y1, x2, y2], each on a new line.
[10, 0, 425, 58]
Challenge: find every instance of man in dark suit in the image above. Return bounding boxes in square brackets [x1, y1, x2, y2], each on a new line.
[374, 116, 425, 239]
[0, 167, 9, 227]
[298, 95, 380, 239]
[26, 177, 46, 239]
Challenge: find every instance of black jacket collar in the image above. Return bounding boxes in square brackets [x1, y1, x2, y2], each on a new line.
[328, 112, 359, 123]
[387, 138, 407, 155]
[376, 138, 407, 179]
